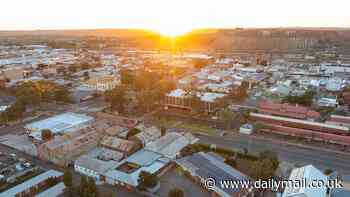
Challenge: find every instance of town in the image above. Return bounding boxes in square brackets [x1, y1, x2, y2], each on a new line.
[0, 28, 350, 197]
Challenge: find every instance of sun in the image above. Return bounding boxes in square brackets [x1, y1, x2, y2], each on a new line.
[155, 26, 192, 37]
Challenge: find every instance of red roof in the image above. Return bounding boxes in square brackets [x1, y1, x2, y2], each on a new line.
[259, 101, 320, 119]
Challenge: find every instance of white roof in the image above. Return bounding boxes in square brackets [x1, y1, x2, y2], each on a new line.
[0, 170, 63, 197]
[167, 89, 226, 103]
[103, 149, 170, 186]
[26, 112, 94, 134]
[282, 165, 328, 197]
[145, 132, 197, 159]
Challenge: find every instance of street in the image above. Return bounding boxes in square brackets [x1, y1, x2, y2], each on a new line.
[197, 134, 350, 174]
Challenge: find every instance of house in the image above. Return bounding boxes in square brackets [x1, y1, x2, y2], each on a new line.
[282, 165, 328, 197]
[176, 152, 253, 197]
[0, 170, 63, 197]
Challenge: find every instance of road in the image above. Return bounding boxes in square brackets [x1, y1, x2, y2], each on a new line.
[197, 134, 350, 174]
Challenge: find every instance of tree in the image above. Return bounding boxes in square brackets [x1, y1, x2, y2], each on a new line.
[80, 176, 88, 197]
[68, 65, 78, 73]
[0, 101, 26, 122]
[127, 128, 141, 139]
[41, 129, 53, 141]
[161, 127, 166, 136]
[54, 86, 72, 103]
[259, 151, 280, 170]
[225, 157, 237, 168]
[63, 168, 73, 188]
[251, 158, 275, 181]
[87, 177, 98, 197]
[137, 171, 158, 191]
[220, 108, 236, 130]
[324, 169, 333, 175]
[83, 71, 90, 80]
[168, 188, 184, 197]
[107, 86, 126, 113]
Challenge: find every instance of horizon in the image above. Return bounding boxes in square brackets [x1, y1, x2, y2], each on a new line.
[2, 0, 350, 36]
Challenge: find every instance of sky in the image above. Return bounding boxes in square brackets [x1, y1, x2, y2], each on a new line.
[1, 0, 350, 35]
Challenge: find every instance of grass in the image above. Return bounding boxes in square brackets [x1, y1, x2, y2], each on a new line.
[176, 122, 216, 134]
[154, 117, 216, 135]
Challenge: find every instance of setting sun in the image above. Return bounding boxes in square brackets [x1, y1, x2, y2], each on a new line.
[154, 26, 192, 37]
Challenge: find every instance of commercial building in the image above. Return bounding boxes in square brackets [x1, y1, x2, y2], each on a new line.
[145, 132, 198, 159]
[82, 76, 119, 92]
[38, 128, 101, 166]
[164, 89, 226, 113]
[74, 148, 123, 181]
[100, 136, 141, 157]
[176, 152, 253, 197]
[103, 149, 171, 189]
[0, 170, 63, 197]
[259, 101, 320, 120]
[26, 112, 94, 141]
[282, 165, 327, 197]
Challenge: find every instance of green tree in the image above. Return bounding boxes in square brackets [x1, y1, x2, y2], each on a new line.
[127, 128, 141, 139]
[63, 168, 73, 188]
[108, 86, 126, 113]
[220, 108, 236, 130]
[251, 158, 275, 181]
[41, 129, 53, 141]
[87, 177, 98, 197]
[80, 176, 88, 197]
[137, 171, 158, 191]
[161, 127, 166, 136]
[168, 188, 184, 197]
[259, 151, 280, 170]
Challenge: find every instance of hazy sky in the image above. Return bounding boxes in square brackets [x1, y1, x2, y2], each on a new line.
[1, 0, 349, 35]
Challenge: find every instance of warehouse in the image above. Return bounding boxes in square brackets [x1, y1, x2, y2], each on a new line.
[26, 112, 94, 140]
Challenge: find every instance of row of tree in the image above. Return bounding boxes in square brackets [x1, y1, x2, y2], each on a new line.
[0, 81, 72, 123]
[63, 169, 99, 197]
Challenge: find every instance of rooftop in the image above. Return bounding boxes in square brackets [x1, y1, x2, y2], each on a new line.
[176, 152, 251, 197]
[0, 170, 63, 197]
[26, 112, 94, 135]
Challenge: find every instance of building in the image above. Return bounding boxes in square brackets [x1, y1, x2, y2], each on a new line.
[145, 132, 198, 159]
[35, 182, 66, 197]
[26, 112, 94, 140]
[74, 148, 123, 181]
[259, 101, 320, 120]
[100, 136, 141, 156]
[176, 152, 253, 197]
[0, 170, 63, 197]
[103, 149, 171, 189]
[38, 128, 101, 166]
[282, 165, 327, 197]
[164, 89, 226, 113]
[132, 126, 162, 146]
[0, 67, 25, 82]
[82, 76, 119, 92]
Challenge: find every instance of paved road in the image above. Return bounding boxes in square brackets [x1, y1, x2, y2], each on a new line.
[197, 134, 350, 174]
